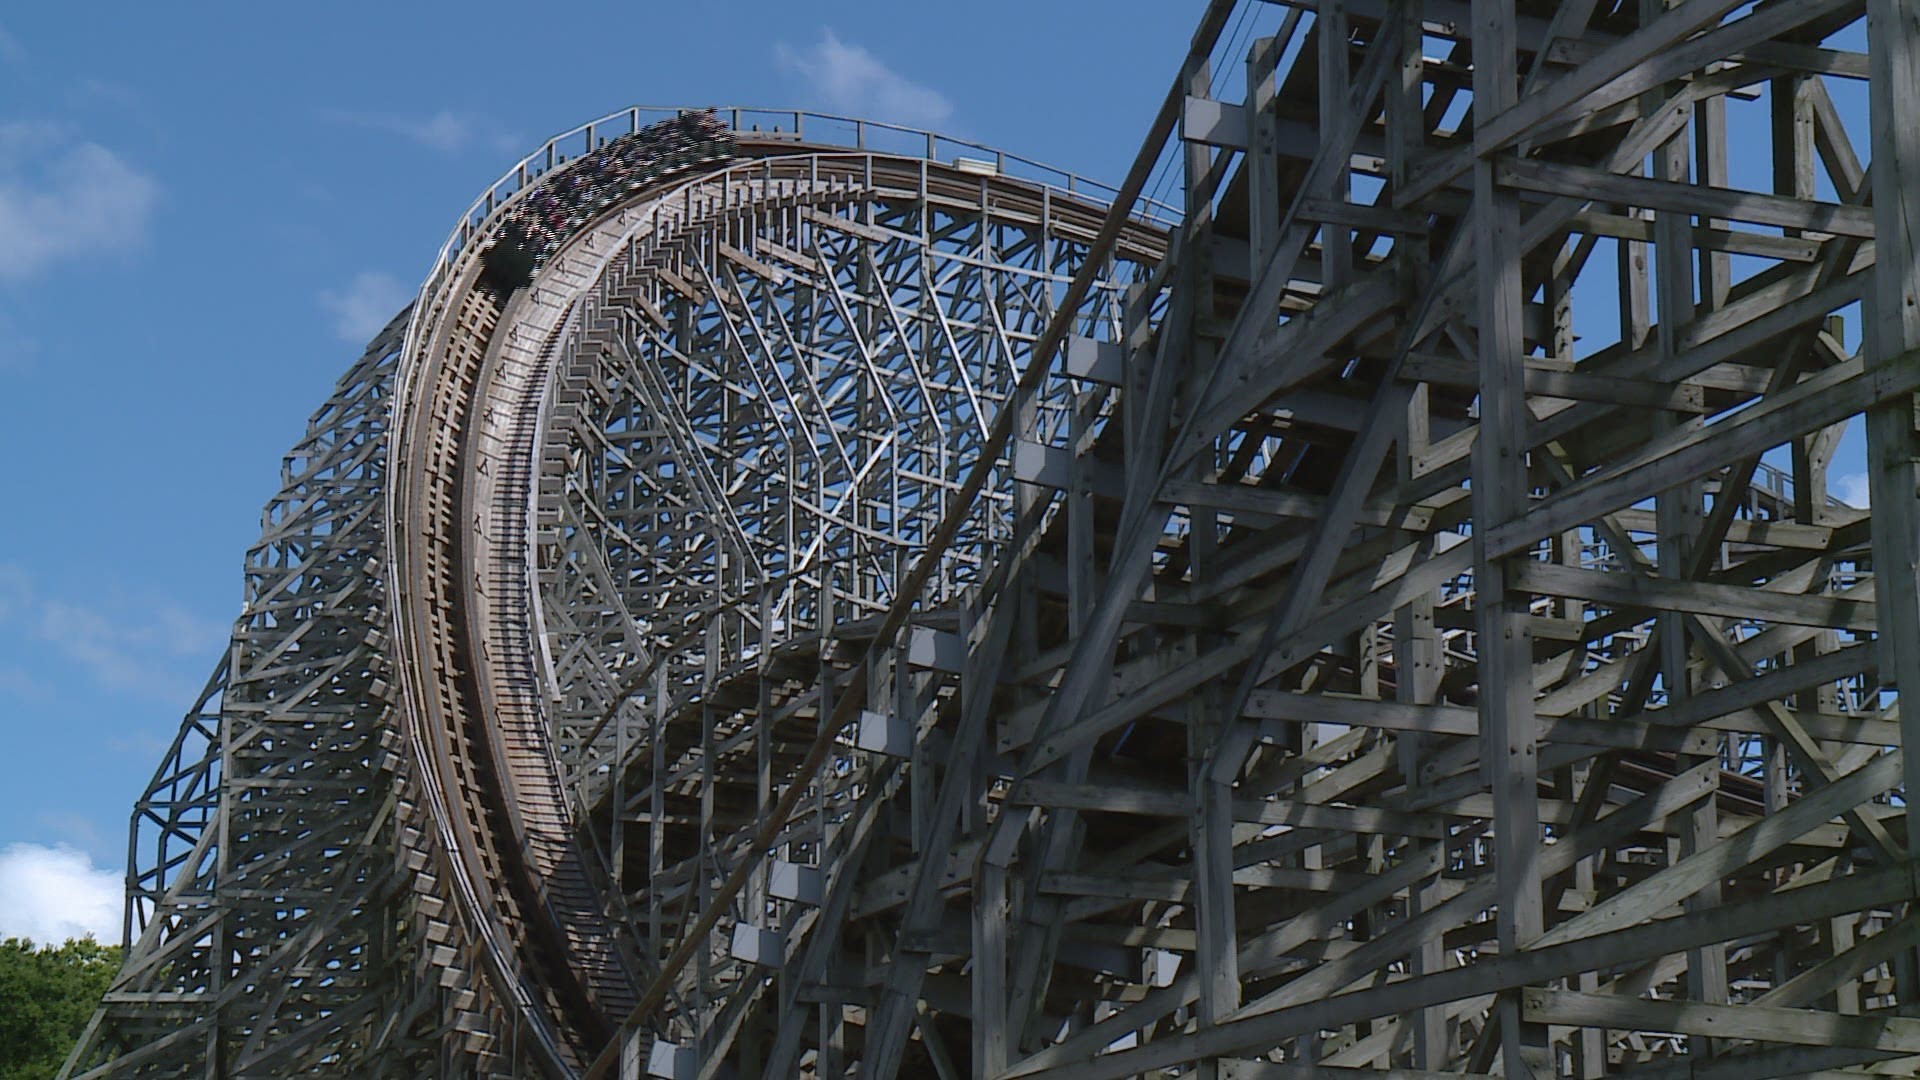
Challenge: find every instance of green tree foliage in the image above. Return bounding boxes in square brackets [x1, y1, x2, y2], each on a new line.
[0, 937, 120, 1080]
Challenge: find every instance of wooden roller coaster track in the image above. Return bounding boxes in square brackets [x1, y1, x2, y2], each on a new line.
[61, 1, 1920, 1075]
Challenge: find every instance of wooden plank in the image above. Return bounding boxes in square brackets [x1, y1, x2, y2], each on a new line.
[1567, 209, 1822, 262]
[1523, 988, 1920, 1053]
[1009, 778, 1454, 839]
[1004, 867, 1916, 1079]
[1246, 689, 1720, 755]
[1512, 562, 1879, 632]
[1498, 158, 1875, 238]
[1484, 352, 1920, 561]
[1401, 352, 1708, 411]
[1535, 750, 1902, 949]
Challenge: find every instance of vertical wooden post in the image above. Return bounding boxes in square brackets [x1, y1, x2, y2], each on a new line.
[1471, 0, 1549, 1073]
[1867, 0, 1920, 861]
[1318, 1, 1353, 290]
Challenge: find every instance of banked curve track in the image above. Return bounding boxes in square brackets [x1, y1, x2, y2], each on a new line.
[57, 105, 1164, 1079]
[70, 7, 1920, 1079]
[389, 118, 1165, 1075]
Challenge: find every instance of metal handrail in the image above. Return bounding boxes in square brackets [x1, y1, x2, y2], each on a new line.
[411, 105, 1182, 316]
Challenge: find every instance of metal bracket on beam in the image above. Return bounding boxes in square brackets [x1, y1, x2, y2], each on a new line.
[728, 924, 785, 966]
[857, 709, 915, 756]
[907, 626, 965, 674]
[1183, 95, 1248, 150]
[1064, 336, 1125, 385]
[770, 860, 825, 905]
[644, 1041, 695, 1080]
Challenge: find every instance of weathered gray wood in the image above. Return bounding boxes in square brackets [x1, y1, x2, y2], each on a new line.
[1534, 749, 1902, 949]
[1471, 2, 1549, 1075]
[1511, 562, 1879, 632]
[1003, 867, 1917, 1079]
[1484, 352, 1920, 561]
[1523, 989, 1920, 1054]
[1498, 158, 1876, 237]
[76, 6, 1920, 1078]
[1867, 0, 1920, 863]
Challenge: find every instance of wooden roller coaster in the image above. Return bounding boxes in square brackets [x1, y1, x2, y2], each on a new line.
[61, 1, 1920, 1076]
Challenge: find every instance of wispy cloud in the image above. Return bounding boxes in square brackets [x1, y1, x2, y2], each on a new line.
[0, 123, 158, 281]
[38, 599, 195, 696]
[0, 843, 119, 944]
[774, 30, 954, 130]
[0, 562, 226, 705]
[317, 107, 517, 155]
[35, 811, 103, 853]
[0, 309, 35, 374]
[0, 664, 51, 700]
[318, 270, 410, 344]
[1835, 471, 1871, 508]
[0, 23, 25, 67]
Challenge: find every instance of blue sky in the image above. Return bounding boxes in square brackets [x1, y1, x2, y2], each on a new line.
[0, 3, 1881, 943]
[0, 1, 1195, 941]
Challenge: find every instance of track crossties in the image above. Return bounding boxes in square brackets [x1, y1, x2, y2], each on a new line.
[67, 6, 1920, 1073]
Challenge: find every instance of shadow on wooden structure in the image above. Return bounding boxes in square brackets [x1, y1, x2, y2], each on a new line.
[58, 1, 1920, 1075]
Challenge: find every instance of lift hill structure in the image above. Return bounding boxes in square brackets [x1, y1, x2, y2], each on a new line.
[59, 1, 1920, 1076]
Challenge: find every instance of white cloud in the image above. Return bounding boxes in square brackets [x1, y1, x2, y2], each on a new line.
[1835, 471, 1871, 508]
[0, 23, 25, 66]
[0, 843, 120, 945]
[319, 270, 411, 343]
[318, 107, 517, 155]
[0, 562, 226, 705]
[0, 123, 158, 280]
[774, 30, 954, 129]
[39, 599, 188, 695]
[0, 664, 50, 700]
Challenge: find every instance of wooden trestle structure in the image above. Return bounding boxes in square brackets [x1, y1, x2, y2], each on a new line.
[57, 0, 1920, 1075]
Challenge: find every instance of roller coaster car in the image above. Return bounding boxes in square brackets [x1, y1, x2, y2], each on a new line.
[478, 117, 735, 299]
[482, 228, 539, 296]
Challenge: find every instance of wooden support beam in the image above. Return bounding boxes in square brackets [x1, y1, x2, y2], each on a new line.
[1523, 988, 1920, 1054]
[1497, 158, 1875, 238]
[1002, 865, 1918, 1079]
[1511, 561, 1878, 632]
[1470, 1, 1548, 1072]
[1867, 0, 1920, 861]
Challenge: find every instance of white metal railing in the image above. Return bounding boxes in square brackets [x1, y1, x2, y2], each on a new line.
[410, 105, 1182, 318]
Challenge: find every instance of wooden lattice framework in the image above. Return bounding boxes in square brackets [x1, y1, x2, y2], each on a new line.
[60, 0, 1920, 1075]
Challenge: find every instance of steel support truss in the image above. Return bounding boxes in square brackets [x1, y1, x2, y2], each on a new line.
[60, 1, 1920, 1074]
